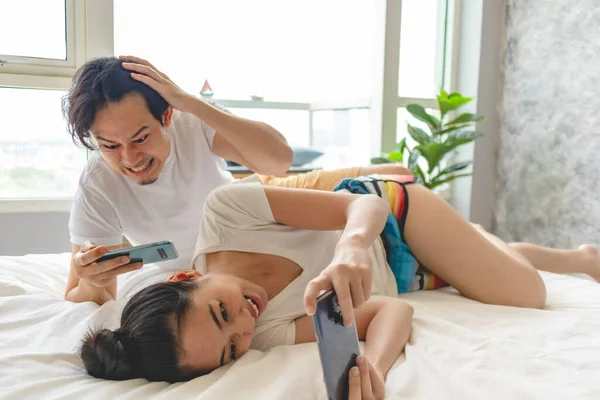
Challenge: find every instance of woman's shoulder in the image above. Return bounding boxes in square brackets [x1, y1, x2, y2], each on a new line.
[203, 180, 276, 226]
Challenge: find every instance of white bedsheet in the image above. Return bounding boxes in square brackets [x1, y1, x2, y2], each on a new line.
[1, 253, 599, 399]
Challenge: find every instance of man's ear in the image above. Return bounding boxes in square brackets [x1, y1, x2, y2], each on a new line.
[162, 106, 174, 127]
[168, 270, 202, 282]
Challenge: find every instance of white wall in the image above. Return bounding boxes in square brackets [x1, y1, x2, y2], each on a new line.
[0, 212, 71, 256]
[450, 0, 507, 231]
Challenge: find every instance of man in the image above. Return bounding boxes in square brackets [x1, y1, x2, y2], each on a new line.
[64, 55, 410, 304]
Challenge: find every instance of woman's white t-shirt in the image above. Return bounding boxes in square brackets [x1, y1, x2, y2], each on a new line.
[192, 179, 398, 351]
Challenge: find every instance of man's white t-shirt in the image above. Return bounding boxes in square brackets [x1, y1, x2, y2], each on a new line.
[69, 110, 234, 296]
[192, 181, 398, 351]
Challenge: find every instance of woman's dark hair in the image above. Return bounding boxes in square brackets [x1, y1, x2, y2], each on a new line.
[62, 56, 169, 150]
[80, 280, 205, 382]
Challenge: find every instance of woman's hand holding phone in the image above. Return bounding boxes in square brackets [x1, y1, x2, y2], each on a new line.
[349, 356, 385, 400]
[304, 238, 373, 327]
[73, 241, 142, 288]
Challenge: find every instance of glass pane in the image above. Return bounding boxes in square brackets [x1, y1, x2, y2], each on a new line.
[0, 88, 87, 198]
[0, 0, 67, 60]
[312, 109, 371, 168]
[114, 0, 376, 102]
[398, 0, 441, 98]
[229, 108, 310, 147]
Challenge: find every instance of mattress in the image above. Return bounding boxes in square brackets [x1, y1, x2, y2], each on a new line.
[1, 253, 599, 399]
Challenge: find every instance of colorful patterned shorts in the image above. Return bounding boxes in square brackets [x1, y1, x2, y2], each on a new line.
[334, 174, 448, 294]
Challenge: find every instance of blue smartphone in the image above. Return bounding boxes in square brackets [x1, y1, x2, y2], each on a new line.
[312, 290, 361, 400]
[96, 240, 178, 265]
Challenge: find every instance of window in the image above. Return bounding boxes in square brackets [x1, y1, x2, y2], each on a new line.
[0, 0, 67, 60]
[398, 0, 444, 98]
[312, 109, 371, 168]
[0, 0, 108, 205]
[0, 88, 87, 198]
[229, 108, 310, 148]
[1, 0, 452, 206]
[114, 0, 377, 154]
[114, 0, 376, 103]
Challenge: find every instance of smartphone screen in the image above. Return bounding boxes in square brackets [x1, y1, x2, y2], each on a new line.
[312, 290, 361, 400]
[96, 240, 178, 265]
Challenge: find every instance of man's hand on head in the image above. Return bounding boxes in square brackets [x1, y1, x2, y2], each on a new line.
[119, 55, 195, 113]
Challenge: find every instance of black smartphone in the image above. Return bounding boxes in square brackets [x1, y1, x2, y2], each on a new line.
[312, 290, 361, 400]
[96, 240, 178, 265]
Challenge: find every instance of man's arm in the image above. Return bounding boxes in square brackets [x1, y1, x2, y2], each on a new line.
[188, 99, 293, 175]
[119, 57, 294, 176]
[65, 242, 141, 304]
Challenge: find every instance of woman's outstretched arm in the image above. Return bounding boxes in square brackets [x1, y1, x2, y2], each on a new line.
[263, 185, 390, 324]
[294, 298, 413, 380]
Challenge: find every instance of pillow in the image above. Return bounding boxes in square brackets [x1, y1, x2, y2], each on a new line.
[225, 147, 324, 168]
[291, 147, 324, 166]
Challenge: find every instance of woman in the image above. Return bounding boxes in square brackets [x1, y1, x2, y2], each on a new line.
[81, 175, 600, 398]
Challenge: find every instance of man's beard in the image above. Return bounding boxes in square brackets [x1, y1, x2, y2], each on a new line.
[138, 177, 159, 185]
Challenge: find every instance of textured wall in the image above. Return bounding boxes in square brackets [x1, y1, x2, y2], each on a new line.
[495, 0, 600, 247]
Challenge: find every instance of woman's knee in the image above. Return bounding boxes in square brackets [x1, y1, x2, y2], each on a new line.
[508, 269, 547, 309]
[528, 274, 547, 309]
[470, 263, 547, 310]
[470, 223, 485, 233]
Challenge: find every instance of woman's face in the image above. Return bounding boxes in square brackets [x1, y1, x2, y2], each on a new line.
[170, 271, 268, 372]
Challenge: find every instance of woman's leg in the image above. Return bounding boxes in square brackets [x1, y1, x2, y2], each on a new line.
[259, 164, 412, 191]
[258, 166, 361, 190]
[403, 184, 547, 309]
[357, 164, 413, 177]
[472, 228, 600, 282]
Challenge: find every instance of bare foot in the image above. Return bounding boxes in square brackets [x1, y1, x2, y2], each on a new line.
[577, 244, 600, 282]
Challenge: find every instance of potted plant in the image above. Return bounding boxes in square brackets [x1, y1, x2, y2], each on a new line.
[371, 90, 484, 197]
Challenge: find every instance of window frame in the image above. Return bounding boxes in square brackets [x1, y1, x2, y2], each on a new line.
[0, 0, 451, 213]
[0, 0, 79, 81]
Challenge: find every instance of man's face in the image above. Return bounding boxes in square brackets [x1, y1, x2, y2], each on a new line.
[91, 93, 172, 185]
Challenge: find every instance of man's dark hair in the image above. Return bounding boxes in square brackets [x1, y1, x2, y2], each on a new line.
[62, 56, 169, 150]
[80, 280, 208, 382]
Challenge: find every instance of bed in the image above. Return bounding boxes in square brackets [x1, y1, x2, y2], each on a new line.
[1, 253, 599, 399]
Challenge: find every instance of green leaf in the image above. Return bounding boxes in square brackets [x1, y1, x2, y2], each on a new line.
[437, 92, 473, 118]
[436, 124, 474, 136]
[445, 113, 485, 127]
[406, 104, 440, 131]
[370, 157, 393, 165]
[414, 165, 427, 185]
[386, 151, 404, 162]
[435, 161, 472, 178]
[429, 173, 472, 190]
[396, 137, 407, 152]
[446, 131, 484, 150]
[408, 148, 421, 172]
[413, 165, 427, 185]
[407, 124, 432, 145]
[448, 93, 473, 107]
[415, 143, 447, 174]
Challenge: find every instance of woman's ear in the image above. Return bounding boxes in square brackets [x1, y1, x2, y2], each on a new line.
[162, 106, 174, 127]
[168, 270, 202, 282]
